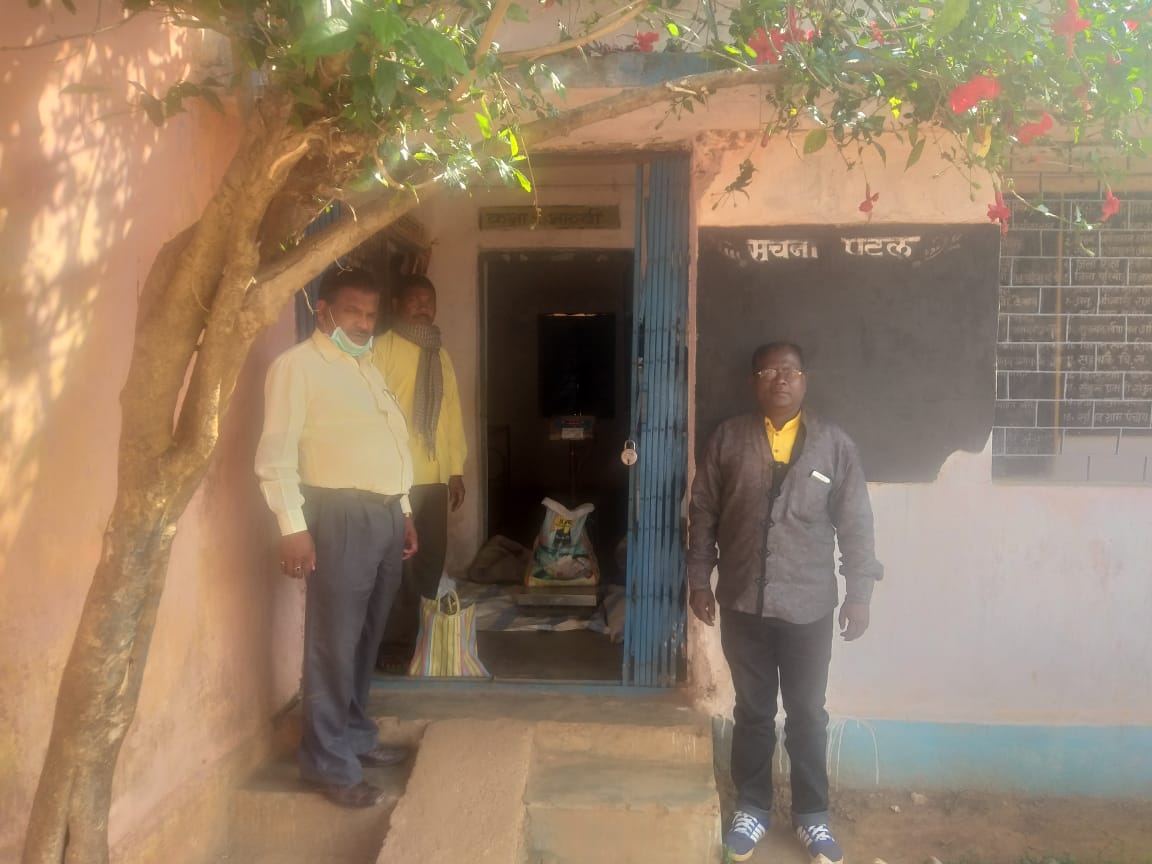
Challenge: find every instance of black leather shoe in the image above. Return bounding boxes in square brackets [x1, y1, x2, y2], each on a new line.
[357, 743, 411, 767]
[308, 780, 387, 808]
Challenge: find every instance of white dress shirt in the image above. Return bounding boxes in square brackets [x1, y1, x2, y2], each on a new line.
[256, 331, 414, 535]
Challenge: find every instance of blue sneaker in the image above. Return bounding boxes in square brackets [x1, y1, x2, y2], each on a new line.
[724, 810, 768, 862]
[794, 822, 844, 864]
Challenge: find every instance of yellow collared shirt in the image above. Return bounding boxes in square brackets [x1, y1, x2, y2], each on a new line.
[765, 411, 802, 464]
[373, 330, 468, 486]
[255, 331, 414, 535]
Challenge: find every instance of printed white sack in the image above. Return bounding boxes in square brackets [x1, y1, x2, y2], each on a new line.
[525, 498, 600, 587]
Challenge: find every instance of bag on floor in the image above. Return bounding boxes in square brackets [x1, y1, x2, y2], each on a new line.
[408, 590, 490, 678]
[525, 498, 600, 588]
[467, 535, 531, 585]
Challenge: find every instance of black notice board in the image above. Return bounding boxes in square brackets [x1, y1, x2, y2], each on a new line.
[696, 224, 1001, 482]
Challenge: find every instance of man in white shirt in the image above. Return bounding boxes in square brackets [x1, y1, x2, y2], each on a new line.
[255, 267, 418, 808]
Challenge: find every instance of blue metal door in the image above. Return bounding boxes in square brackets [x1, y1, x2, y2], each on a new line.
[623, 156, 691, 687]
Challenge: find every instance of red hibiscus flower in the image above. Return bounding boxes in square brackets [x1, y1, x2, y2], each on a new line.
[949, 74, 1001, 113]
[1125, 20, 1139, 31]
[869, 21, 886, 44]
[859, 184, 880, 221]
[1053, 0, 1090, 56]
[748, 27, 777, 64]
[634, 31, 659, 53]
[1100, 188, 1121, 223]
[1016, 111, 1054, 145]
[747, 15, 814, 66]
[988, 192, 1011, 235]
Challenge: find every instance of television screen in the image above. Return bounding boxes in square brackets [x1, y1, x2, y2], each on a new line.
[537, 313, 616, 419]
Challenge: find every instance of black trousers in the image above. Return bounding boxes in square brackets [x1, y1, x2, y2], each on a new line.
[720, 608, 834, 826]
[382, 483, 449, 645]
[299, 487, 404, 786]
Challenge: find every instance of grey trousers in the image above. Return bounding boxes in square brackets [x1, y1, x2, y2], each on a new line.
[382, 483, 449, 644]
[299, 486, 404, 786]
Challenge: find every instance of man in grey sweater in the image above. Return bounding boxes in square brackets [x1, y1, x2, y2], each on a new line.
[687, 342, 883, 863]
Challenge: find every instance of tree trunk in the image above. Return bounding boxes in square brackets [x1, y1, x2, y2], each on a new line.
[20, 468, 201, 864]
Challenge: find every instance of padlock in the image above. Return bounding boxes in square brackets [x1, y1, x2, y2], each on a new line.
[621, 439, 638, 466]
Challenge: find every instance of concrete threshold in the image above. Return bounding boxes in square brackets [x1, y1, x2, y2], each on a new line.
[215, 689, 721, 864]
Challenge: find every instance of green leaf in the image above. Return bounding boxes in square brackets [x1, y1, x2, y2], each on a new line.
[373, 63, 398, 107]
[511, 167, 532, 192]
[873, 140, 887, 165]
[803, 128, 827, 154]
[370, 9, 408, 48]
[298, 17, 357, 58]
[138, 93, 165, 126]
[129, 81, 165, 126]
[906, 138, 926, 168]
[507, 3, 530, 23]
[933, 0, 969, 37]
[666, 21, 681, 38]
[475, 112, 492, 139]
[500, 128, 520, 157]
[197, 86, 224, 114]
[408, 28, 469, 78]
[1133, 87, 1145, 108]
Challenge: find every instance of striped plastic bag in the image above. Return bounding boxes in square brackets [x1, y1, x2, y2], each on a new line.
[407, 591, 490, 678]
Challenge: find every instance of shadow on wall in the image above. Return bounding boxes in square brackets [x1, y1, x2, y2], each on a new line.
[0, 6, 298, 859]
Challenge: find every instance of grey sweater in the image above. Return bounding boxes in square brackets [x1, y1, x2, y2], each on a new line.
[687, 412, 883, 623]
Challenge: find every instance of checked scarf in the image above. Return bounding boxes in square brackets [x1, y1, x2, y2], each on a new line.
[392, 319, 443, 458]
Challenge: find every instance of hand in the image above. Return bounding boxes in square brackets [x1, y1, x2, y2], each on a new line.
[280, 531, 316, 579]
[839, 601, 870, 641]
[402, 516, 419, 560]
[448, 475, 466, 512]
[689, 589, 716, 627]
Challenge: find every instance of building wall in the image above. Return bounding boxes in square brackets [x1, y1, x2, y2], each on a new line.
[418, 161, 639, 572]
[419, 104, 1152, 793]
[0, 9, 302, 861]
[994, 194, 1152, 482]
[690, 140, 1152, 795]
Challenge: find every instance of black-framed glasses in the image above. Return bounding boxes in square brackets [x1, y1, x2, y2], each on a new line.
[754, 366, 805, 382]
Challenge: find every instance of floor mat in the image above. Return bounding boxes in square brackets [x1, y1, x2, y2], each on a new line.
[456, 581, 624, 640]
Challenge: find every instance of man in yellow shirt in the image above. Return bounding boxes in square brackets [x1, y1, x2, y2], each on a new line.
[256, 267, 418, 808]
[374, 275, 468, 654]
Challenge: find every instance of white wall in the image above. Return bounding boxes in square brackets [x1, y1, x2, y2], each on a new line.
[690, 137, 1152, 727]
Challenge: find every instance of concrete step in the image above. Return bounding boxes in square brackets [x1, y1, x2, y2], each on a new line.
[376, 719, 536, 864]
[533, 720, 715, 765]
[220, 753, 410, 863]
[524, 746, 722, 864]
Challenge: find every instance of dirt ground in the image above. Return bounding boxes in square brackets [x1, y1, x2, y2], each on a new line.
[719, 775, 1152, 864]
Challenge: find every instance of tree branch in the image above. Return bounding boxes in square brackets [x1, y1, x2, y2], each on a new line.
[449, 0, 512, 101]
[0, 8, 146, 52]
[501, 1, 649, 64]
[247, 65, 786, 334]
[171, 128, 321, 469]
[519, 65, 784, 148]
[241, 185, 431, 334]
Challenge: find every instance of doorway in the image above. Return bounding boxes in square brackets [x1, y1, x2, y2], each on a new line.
[475, 249, 633, 682]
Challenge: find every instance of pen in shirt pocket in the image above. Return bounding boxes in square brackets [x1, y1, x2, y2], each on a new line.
[810, 470, 831, 484]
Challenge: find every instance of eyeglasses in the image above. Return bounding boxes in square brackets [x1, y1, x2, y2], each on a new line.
[754, 367, 805, 382]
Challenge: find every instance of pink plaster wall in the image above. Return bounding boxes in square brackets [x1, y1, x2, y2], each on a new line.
[0, 7, 302, 860]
